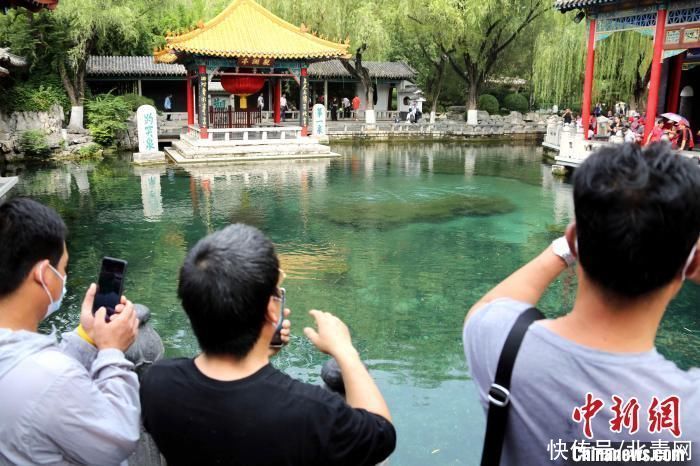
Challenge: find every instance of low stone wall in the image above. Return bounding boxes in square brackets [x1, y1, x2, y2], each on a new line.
[0, 105, 64, 159]
[327, 115, 547, 143]
[0, 105, 98, 160]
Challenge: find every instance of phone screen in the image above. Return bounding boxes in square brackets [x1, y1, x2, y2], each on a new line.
[270, 287, 285, 347]
[92, 257, 128, 316]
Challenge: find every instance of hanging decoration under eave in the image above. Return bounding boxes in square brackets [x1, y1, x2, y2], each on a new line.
[220, 74, 265, 109]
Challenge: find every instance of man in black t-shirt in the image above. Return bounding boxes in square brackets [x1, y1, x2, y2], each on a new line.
[140, 224, 396, 466]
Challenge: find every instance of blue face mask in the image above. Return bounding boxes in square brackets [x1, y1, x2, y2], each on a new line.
[40, 264, 67, 320]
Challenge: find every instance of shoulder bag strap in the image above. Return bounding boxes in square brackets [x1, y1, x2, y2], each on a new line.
[480, 306, 545, 466]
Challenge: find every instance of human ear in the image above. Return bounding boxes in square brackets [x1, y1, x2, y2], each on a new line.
[265, 296, 279, 325]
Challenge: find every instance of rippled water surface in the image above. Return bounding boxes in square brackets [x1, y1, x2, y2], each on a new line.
[7, 143, 700, 465]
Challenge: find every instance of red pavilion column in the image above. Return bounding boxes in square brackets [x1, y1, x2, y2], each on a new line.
[581, 17, 597, 141]
[186, 72, 194, 126]
[644, 6, 668, 143]
[273, 78, 281, 124]
[666, 52, 685, 115]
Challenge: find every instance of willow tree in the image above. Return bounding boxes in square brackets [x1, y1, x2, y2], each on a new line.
[444, 0, 549, 111]
[533, 13, 653, 111]
[50, 0, 151, 132]
[399, 0, 459, 122]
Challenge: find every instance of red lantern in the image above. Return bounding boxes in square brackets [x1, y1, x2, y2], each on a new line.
[220, 75, 265, 109]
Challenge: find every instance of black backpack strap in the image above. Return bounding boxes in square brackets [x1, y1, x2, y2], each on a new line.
[480, 307, 544, 466]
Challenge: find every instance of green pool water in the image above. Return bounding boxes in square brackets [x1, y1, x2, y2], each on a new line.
[7, 143, 700, 465]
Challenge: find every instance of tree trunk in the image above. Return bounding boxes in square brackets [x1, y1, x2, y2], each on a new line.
[429, 57, 447, 124]
[59, 61, 86, 133]
[365, 80, 374, 111]
[467, 85, 478, 111]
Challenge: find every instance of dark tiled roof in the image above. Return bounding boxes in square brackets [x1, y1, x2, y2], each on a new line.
[87, 56, 416, 81]
[87, 56, 186, 77]
[307, 60, 416, 80]
[553, 0, 620, 12]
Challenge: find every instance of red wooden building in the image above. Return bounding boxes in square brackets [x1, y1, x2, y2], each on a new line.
[555, 0, 700, 139]
[153, 0, 350, 139]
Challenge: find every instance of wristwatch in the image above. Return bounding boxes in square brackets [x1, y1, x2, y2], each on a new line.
[551, 236, 575, 267]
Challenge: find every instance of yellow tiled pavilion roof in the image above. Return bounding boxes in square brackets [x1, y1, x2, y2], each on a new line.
[154, 0, 350, 63]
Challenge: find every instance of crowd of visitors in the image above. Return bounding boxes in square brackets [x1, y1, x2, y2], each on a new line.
[562, 104, 697, 150]
[1, 138, 700, 464]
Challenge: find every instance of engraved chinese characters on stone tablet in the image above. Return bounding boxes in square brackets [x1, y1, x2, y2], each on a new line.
[137, 105, 159, 153]
[312, 103, 326, 136]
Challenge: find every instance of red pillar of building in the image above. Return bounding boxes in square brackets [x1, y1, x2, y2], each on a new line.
[644, 7, 668, 142]
[581, 18, 597, 141]
[273, 78, 281, 124]
[186, 73, 194, 126]
[666, 52, 685, 114]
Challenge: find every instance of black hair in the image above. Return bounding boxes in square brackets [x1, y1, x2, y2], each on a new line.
[178, 224, 279, 358]
[573, 143, 700, 299]
[0, 198, 67, 297]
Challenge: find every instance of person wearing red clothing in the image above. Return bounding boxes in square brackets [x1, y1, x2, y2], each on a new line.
[352, 95, 360, 120]
[645, 119, 665, 145]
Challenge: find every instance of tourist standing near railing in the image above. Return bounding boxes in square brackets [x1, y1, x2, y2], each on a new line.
[280, 93, 287, 122]
[342, 96, 351, 119]
[164, 94, 173, 121]
[0, 198, 141, 466]
[140, 224, 396, 466]
[464, 144, 700, 465]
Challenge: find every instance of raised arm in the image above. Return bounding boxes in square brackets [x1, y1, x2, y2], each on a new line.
[304, 310, 391, 422]
[465, 229, 576, 323]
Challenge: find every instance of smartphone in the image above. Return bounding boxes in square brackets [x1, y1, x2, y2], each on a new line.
[269, 287, 285, 348]
[92, 257, 128, 316]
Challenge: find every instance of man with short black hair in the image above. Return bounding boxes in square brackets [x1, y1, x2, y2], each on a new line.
[464, 143, 700, 464]
[140, 224, 396, 466]
[0, 197, 141, 465]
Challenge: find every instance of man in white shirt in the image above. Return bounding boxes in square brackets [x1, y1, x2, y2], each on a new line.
[280, 94, 287, 122]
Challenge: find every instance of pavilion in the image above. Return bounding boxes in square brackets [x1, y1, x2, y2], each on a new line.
[554, 0, 700, 140]
[153, 0, 350, 140]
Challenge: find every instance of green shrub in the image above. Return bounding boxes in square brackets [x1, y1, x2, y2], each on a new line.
[121, 93, 155, 112]
[76, 143, 102, 158]
[478, 94, 499, 115]
[18, 129, 51, 157]
[504, 93, 529, 113]
[6, 82, 69, 113]
[86, 93, 132, 146]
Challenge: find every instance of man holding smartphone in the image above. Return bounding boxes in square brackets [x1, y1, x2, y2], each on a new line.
[0, 198, 141, 465]
[140, 224, 396, 466]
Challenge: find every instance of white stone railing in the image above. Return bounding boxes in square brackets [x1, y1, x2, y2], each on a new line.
[183, 125, 303, 146]
[544, 122, 566, 148]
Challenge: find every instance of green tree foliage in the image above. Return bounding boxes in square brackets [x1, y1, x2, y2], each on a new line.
[478, 94, 500, 115]
[532, 12, 653, 110]
[18, 129, 51, 157]
[444, 0, 549, 109]
[121, 93, 156, 112]
[504, 92, 528, 113]
[85, 93, 132, 146]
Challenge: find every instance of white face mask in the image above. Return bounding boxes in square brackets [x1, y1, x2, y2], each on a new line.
[39, 263, 67, 319]
[682, 245, 697, 282]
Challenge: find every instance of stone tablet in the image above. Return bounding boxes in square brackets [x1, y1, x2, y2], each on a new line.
[137, 105, 159, 154]
[312, 103, 326, 136]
